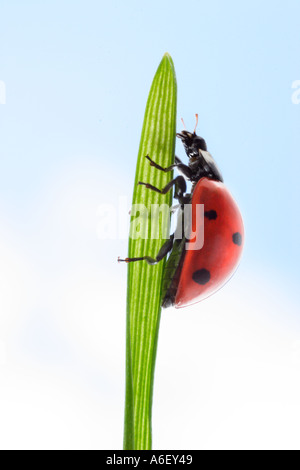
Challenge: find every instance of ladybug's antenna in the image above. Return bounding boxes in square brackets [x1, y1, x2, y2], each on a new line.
[180, 117, 187, 130]
[194, 113, 199, 134]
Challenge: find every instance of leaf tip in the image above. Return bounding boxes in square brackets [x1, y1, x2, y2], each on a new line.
[163, 52, 173, 64]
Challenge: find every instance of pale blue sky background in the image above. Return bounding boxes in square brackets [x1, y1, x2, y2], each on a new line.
[0, 0, 300, 278]
[0, 0, 300, 450]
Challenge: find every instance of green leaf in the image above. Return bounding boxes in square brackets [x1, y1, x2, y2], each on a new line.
[123, 53, 177, 450]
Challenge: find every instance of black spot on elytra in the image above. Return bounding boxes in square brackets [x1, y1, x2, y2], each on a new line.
[204, 210, 217, 220]
[192, 268, 211, 285]
[232, 232, 242, 246]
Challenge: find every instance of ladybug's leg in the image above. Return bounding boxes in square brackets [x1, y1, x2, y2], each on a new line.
[145, 155, 192, 179]
[118, 234, 174, 265]
[139, 175, 187, 201]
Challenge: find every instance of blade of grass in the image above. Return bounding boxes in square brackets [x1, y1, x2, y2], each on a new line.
[123, 53, 177, 450]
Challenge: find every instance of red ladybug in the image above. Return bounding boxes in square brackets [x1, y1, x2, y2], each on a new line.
[119, 115, 244, 308]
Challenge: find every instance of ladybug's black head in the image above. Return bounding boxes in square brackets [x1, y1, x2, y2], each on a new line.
[176, 130, 207, 158]
[176, 119, 223, 183]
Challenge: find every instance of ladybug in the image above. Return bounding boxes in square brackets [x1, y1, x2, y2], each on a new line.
[119, 115, 244, 308]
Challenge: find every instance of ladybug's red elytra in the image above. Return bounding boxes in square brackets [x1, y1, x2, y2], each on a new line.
[119, 115, 244, 308]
